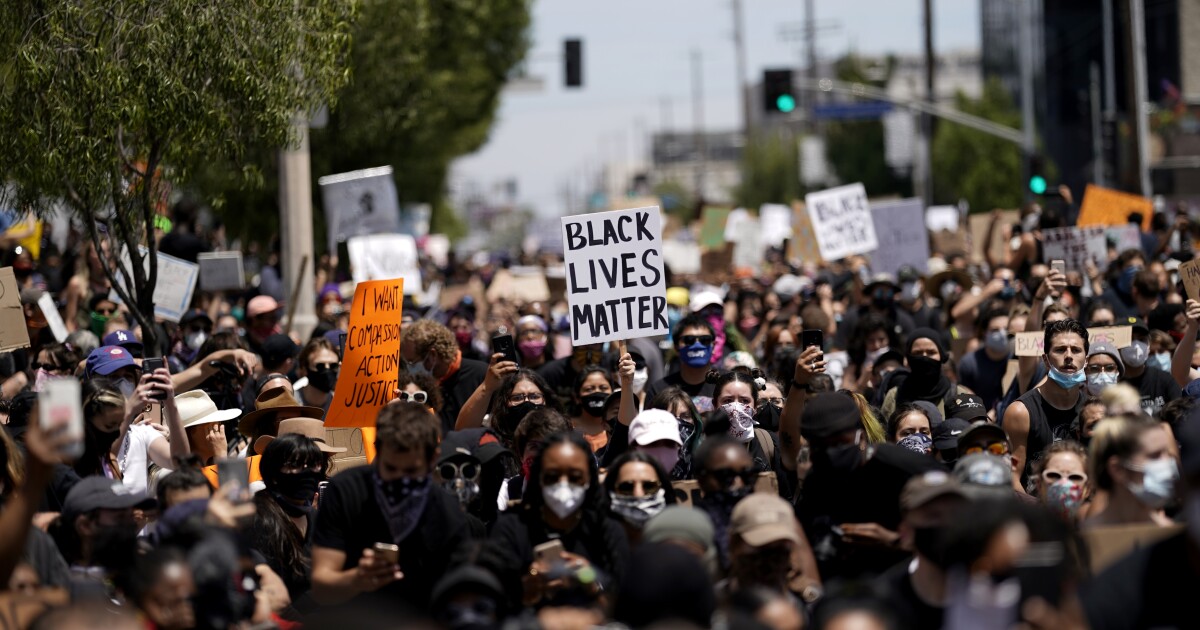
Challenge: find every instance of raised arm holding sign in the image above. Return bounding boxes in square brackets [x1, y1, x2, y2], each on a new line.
[325, 278, 404, 428]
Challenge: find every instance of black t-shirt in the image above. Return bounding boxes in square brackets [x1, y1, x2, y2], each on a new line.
[1124, 367, 1181, 418]
[874, 558, 944, 630]
[957, 347, 1008, 411]
[644, 371, 716, 413]
[312, 466, 469, 612]
[158, 231, 210, 263]
[1015, 386, 1084, 480]
[438, 358, 488, 434]
[1082, 531, 1199, 630]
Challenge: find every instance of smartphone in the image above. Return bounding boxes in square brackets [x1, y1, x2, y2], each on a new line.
[373, 542, 400, 565]
[142, 357, 165, 401]
[492, 326, 519, 365]
[1050, 259, 1066, 277]
[317, 480, 330, 505]
[38, 378, 84, 459]
[533, 539, 565, 567]
[336, 332, 347, 361]
[801, 329, 823, 351]
[217, 458, 250, 503]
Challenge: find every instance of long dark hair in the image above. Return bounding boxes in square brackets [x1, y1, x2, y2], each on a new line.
[602, 451, 677, 508]
[253, 434, 323, 586]
[486, 369, 562, 438]
[521, 432, 608, 521]
[705, 369, 761, 406]
[648, 387, 703, 458]
[75, 378, 125, 479]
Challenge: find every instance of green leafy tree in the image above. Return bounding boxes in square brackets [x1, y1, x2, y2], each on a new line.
[824, 53, 909, 197]
[0, 0, 354, 353]
[734, 132, 803, 208]
[932, 79, 1024, 211]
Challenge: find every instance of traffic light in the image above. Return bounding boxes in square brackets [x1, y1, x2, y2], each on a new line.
[1028, 153, 1047, 195]
[564, 38, 583, 88]
[763, 69, 796, 114]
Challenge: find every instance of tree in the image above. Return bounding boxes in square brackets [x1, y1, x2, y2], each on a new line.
[0, 0, 354, 354]
[824, 53, 909, 197]
[734, 132, 803, 208]
[931, 79, 1024, 211]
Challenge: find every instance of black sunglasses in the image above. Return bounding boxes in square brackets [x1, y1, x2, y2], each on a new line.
[705, 467, 757, 488]
[680, 335, 714, 347]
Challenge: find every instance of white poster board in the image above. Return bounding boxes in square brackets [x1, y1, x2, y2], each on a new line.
[197, 251, 245, 292]
[662, 240, 702, 276]
[759, 204, 794, 248]
[870, 198, 929, 274]
[731, 216, 763, 270]
[561, 206, 668, 345]
[318, 166, 403, 255]
[804, 183, 878, 260]
[925, 205, 960, 232]
[347, 234, 422, 295]
[1042, 226, 1107, 273]
[36, 293, 67, 343]
[1106, 225, 1142, 254]
[110, 248, 199, 323]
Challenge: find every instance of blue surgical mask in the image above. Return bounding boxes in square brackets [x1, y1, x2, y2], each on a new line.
[1148, 351, 1171, 372]
[681, 342, 713, 368]
[1047, 366, 1085, 389]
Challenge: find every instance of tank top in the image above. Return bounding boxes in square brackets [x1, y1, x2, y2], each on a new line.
[1014, 385, 1084, 481]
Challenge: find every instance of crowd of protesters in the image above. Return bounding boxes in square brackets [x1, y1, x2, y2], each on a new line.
[0, 196, 1199, 629]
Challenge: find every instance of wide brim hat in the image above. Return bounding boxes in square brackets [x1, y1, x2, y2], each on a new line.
[253, 417, 346, 455]
[237, 387, 324, 439]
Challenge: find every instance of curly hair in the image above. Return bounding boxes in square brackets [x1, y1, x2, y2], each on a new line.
[395, 371, 444, 413]
[403, 319, 459, 363]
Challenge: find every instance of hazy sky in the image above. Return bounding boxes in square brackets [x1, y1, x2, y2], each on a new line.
[451, 0, 979, 216]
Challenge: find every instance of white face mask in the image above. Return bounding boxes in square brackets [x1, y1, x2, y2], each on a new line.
[610, 489, 666, 528]
[1127, 457, 1178, 509]
[542, 480, 586, 519]
[723, 402, 756, 443]
[184, 331, 207, 351]
[115, 378, 136, 399]
[1085, 372, 1118, 396]
[865, 346, 889, 365]
[631, 368, 649, 395]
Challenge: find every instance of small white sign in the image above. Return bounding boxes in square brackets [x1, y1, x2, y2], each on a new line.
[805, 183, 878, 260]
[36, 293, 68, 343]
[319, 166, 403, 255]
[1042, 226, 1107, 273]
[870, 198, 929, 274]
[347, 234, 422, 295]
[197, 251, 245, 292]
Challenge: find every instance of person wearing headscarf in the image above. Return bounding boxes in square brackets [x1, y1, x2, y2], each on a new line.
[880, 328, 967, 418]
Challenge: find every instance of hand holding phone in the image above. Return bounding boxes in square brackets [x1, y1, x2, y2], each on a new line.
[142, 357, 166, 402]
[801, 329, 824, 352]
[217, 458, 251, 504]
[372, 542, 400, 565]
[38, 378, 84, 459]
[492, 327, 519, 366]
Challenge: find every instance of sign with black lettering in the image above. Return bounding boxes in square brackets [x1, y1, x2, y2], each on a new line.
[804, 183, 878, 260]
[561, 206, 668, 345]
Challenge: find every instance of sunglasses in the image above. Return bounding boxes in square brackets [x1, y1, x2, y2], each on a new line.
[680, 335, 714, 347]
[312, 362, 340, 372]
[705, 467, 757, 488]
[614, 479, 662, 496]
[94, 307, 117, 315]
[439, 461, 479, 480]
[962, 441, 1009, 457]
[32, 362, 69, 373]
[397, 391, 428, 404]
[1042, 470, 1087, 485]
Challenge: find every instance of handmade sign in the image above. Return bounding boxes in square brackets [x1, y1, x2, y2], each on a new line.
[662, 240, 702, 276]
[1077, 184, 1153, 230]
[486, 267, 551, 303]
[325, 279, 404, 428]
[0, 268, 29, 353]
[805, 183, 877, 260]
[347, 234, 421, 295]
[759, 204, 793, 248]
[967, 210, 1020, 265]
[110, 248, 199, 323]
[1181, 259, 1200, 300]
[870, 198, 928, 274]
[561, 206, 668, 345]
[1042, 226, 1107, 273]
[788, 201, 823, 264]
[1013, 326, 1132, 357]
[1106, 224, 1143, 254]
[197, 251, 246, 292]
[319, 166, 403, 255]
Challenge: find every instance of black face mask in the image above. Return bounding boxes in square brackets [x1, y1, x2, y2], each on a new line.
[706, 485, 752, 511]
[581, 392, 608, 416]
[92, 522, 139, 572]
[754, 403, 781, 433]
[272, 469, 323, 503]
[907, 355, 942, 379]
[872, 291, 894, 309]
[308, 368, 339, 393]
[817, 433, 863, 473]
[86, 424, 120, 455]
[912, 525, 949, 567]
[500, 401, 541, 435]
[735, 548, 792, 585]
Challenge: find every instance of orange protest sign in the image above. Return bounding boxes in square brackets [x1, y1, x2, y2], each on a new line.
[1077, 184, 1153, 231]
[325, 278, 404, 428]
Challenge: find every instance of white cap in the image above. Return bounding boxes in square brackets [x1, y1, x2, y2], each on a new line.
[176, 390, 242, 429]
[628, 409, 683, 447]
[689, 290, 723, 314]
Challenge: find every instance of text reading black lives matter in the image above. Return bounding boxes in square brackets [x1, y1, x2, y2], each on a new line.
[564, 209, 668, 343]
[342, 282, 402, 408]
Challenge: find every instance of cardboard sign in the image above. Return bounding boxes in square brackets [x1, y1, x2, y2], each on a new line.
[1042, 226, 1107, 273]
[486, 267, 551, 304]
[670, 473, 779, 507]
[1106, 224, 1143, 254]
[730, 215, 763, 270]
[1084, 523, 1183, 573]
[1013, 326, 1132, 357]
[1078, 184, 1153, 231]
[319, 166, 404, 255]
[111, 247, 199, 323]
[788, 201, 823, 264]
[36, 293, 67, 343]
[347, 234, 422, 295]
[0, 268, 30, 353]
[326, 426, 368, 474]
[1181, 258, 1200, 300]
[561, 206, 668, 345]
[700, 245, 735, 283]
[967, 210, 1020, 264]
[325, 279, 404, 428]
[805, 183, 878, 260]
[759, 204, 794, 248]
[197, 251, 246, 291]
[870, 198, 929, 274]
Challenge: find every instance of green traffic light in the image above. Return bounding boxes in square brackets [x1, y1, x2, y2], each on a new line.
[1029, 175, 1047, 195]
[776, 94, 796, 113]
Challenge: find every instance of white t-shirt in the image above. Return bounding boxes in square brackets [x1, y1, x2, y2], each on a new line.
[118, 424, 170, 495]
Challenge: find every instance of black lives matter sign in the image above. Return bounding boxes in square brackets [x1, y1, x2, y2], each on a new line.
[561, 207, 668, 345]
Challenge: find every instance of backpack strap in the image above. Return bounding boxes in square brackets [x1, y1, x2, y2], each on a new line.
[755, 428, 776, 465]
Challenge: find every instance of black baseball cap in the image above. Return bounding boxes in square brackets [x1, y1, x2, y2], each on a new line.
[261, 334, 299, 365]
[932, 416, 973, 452]
[800, 393, 861, 441]
[946, 394, 988, 422]
[63, 476, 155, 521]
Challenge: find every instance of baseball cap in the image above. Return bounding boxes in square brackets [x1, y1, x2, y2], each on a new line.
[900, 470, 966, 511]
[953, 453, 1013, 500]
[730, 493, 801, 547]
[946, 394, 989, 422]
[800, 393, 861, 441]
[180, 309, 213, 329]
[956, 421, 1009, 459]
[666, 287, 690, 309]
[438, 429, 492, 466]
[63, 476, 155, 520]
[628, 409, 683, 447]
[85, 345, 137, 376]
[932, 416, 972, 452]
[175, 390, 242, 429]
[247, 295, 280, 319]
[644, 506, 715, 550]
[102, 330, 143, 355]
[1087, 341, 1125, 377]
[772, 274, 811, 301]
[1121, 316, 1149, 335]
[261, 334, 299, 365]
[689, 290, 723, 314]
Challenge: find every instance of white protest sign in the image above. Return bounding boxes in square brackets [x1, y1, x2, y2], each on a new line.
[759, 204, 793, 248]
[110, 248, 199, 323]
[1042, 226, 1107, 273]
[869, 198, 929, 274]
[925, 205, 960, 232]
[197, 251, 245, 292]
[1013, 326, 1132, 357]
[1107, 225, 1142, 254]
[805, 183, 878, 260]
[347, 234, 422, 295]
[318, 166, 403, 255]
[731, 215, 763, 270]
[561, 206, 668, 345]
[662, 240, 702, 275]
[36, 293, 67, 343]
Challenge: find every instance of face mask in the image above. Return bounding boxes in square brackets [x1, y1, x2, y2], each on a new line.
[821, 430, 863, 472]
[442, 601, 497, 630]
[912, 525, 949, 567]
[631, 369, 649, 395]
[581, 392, 609, 416]
[184, 331, 207, 351]
[33, 368, 60, 393]
[518, 339, 547, 360]
[374, 472, 432, 543]
[272, 469, 323, 502]
[408, 358, 433, 378]
[1047, 366, 1085, 389]
[1117, 266, 1140, 294]
[89, 312, 111, 337]
[1127, 457, 1178, 509]
[735, 548, 792, 584]
[985, 330, 1009, 355]
[898, 433, 933, 455]
[707, 484, 752, 510]
[308, 368, 339, 393]
[754, 402, 781, 433]
[871, 290, 894, 309]
[1085, 371, 1117, 396]
[722, 402, 755, 443]
[907, 354, 942, 378]
[1044, 479, 1084, 521]
[641, 445, 680, 473]
[440, 465, 481, 508]
[610, 489, 666, 528]
[939, 281, 960, 302]
[542, 479, 586, 519]
[865, 346, 889, 365]
[501, 401, 541, 436]
[1148, 351, 1171, 372]
[681, 342, 713, 368]
[678, 419, 696, 444]
[900, 282, 921, 304]
[250, 324, 278, 340]
[1120, 341, 1149, 369]
[455, 330, 473, 348]
[378, 473, 431, 505]
[115, 378, 136, 399]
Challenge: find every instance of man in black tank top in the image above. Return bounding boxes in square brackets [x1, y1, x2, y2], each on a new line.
[1002, 319, 1089, 491]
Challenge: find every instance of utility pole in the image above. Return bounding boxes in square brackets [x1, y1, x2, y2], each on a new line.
[919, 0, 935, 207]
[1091, 63, 1104, 186]
[804, 0, 817, 132]
[692, 50, 706, 202]
[1019, 0, 1037, 199]
[732, 0, 750, 137]
[277, 118, 317, 341]
[1129, 0, 1152, 196]
[1102, 0, 1116, 184]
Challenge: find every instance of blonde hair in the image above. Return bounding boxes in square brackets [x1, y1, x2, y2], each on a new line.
[1088, 415, 1157, 491]
[1100, 383, 1141, 416]
[844, 391, 887, 444]
[402, 319, 458, 362]
[0, 427, 23, 488]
